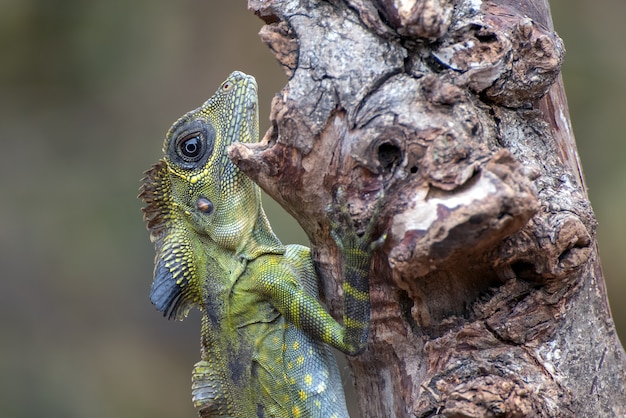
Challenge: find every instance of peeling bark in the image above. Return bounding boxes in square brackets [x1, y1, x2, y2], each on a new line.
[233, 0, 626, 416]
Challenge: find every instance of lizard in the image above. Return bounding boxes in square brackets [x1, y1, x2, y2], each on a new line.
[139, 71, 383, 417]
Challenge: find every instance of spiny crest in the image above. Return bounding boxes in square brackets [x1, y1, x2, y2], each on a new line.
[139, 160, 170, 244]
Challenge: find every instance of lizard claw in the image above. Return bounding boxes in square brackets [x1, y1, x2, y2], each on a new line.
[326, 186, 386, 252]
[371, 231, 387, 251]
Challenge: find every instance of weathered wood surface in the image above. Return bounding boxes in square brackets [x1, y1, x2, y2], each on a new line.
[231, 0, 626, 416]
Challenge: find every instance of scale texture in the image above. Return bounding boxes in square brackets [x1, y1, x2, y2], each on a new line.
[140, 72, 378, 417]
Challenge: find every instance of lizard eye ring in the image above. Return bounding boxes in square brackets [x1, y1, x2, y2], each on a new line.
[222, 81, 233, 91]
[167, 120, 215, 169]
[177, 133, 204, 162]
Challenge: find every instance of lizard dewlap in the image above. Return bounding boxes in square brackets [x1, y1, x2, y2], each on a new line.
[140, 71, 380, 417]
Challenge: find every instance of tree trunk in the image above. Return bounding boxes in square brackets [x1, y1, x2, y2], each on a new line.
[231, 0, 626, 416]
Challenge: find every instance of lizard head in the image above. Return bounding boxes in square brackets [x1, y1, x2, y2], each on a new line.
[162, 71, 261, 248]
[140, 71, 283, 319]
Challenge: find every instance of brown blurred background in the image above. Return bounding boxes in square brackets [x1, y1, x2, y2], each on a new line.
[0, 1, 623, 417]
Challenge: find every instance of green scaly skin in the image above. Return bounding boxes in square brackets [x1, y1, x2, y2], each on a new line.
[140, 71, 380, 417]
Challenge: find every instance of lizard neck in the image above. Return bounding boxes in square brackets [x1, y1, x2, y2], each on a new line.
[210, 172, 285, 261]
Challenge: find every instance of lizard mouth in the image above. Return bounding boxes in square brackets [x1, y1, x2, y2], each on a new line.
[243, 76, 258, 121]
[245, 93, 257, 118]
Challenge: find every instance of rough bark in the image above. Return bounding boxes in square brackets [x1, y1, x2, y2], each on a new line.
[232, 0, 626, 416]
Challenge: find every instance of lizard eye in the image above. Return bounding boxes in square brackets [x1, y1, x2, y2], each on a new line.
[222, 81, 233, 91]
[177, 133, 204, 162]
[167, 120, 215, 169]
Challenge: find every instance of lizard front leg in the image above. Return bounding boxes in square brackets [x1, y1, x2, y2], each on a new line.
[191, 315, 234, 418]
[327, 187, 386, 354]
[256, 189, 385, 356]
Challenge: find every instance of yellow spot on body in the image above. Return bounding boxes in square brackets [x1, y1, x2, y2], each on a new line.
[297, 355, 304, 366]
[316, 382, 326, 393]
[304, 374, 313, 386]
[292, 341, 300, 350]
[299, 389, 307, 400]
[290, 377, 296, 385]
[292, 406, 301, 418]
[190, 176, 198, 184]
[282, 343, 287, 352]
[314, 399, 322, 409]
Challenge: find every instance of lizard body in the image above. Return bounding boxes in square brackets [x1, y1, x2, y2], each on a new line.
[140, 71, 379, 417]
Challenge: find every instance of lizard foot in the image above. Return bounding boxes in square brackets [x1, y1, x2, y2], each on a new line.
[326, 187, 386, 254]
[191, 360, 229, 416]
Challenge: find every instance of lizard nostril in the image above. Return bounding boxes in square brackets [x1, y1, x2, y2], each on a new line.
[196, 197, 214, 214]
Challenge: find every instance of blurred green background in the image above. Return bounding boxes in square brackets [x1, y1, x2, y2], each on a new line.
[0, 1, 623, 417]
